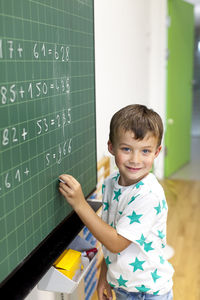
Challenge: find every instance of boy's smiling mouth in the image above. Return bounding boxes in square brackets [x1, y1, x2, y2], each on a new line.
[126, 166, 142, 171]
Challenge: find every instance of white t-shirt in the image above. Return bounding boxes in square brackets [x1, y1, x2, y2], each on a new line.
[101, 172, 174, 295]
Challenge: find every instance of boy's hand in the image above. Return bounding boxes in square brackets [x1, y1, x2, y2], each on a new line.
[97, 258, 113, 300]
[97, 279, 113, 300]
[59, 174, 85, 210]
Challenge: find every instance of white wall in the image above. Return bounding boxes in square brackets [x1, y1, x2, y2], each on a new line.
[95, 0, 151, 160]
[148, 0, 167, 178]
[26, 1, 167, 299]
[95, 0, 167, 178]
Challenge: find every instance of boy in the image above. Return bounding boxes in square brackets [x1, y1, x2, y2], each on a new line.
[59, 104, 174, 300]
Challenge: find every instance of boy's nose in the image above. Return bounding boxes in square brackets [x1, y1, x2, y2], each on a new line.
[129, 152, 141, 164]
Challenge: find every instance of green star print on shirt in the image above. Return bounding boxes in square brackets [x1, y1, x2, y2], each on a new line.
[117, 275, 128, 287]
[135, 284, 151, 292]
[154, 202, 161, 215]
[127, 210, 143, 224]
[129, 257, 146, 272]
[136, 234, 146, 245]
[105, 256, 111, 266]
[128, 194, 140, 205]
[151, 269, 161, 283]
[103, 201, 109, 211]
[113, 189, 121, 201]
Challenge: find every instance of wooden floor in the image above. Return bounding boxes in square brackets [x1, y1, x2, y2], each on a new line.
[161, 179, 200, 300]
[92, 179, 200, 300]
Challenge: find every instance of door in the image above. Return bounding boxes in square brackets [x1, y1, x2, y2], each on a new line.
[165, 0, 195, 177]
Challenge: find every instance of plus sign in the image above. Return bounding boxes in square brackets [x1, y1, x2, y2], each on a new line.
[22, 128, 28, 140]
[24, 168, 30, 176]
[17, 44, 23, 58]
[19, 86, 25, 98]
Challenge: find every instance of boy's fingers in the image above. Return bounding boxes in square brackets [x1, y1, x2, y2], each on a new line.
[106, 287, 113, 299]
[97, 287, 112, 300]
[59, 182, 70, 193]
[59, 174, 70, 183]
[59, 174, 78, 187]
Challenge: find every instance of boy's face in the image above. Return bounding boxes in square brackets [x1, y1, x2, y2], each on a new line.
[108, 129, 161, 186]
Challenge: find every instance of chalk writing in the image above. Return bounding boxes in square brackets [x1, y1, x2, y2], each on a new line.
[45, 138, 72, 166]
[0, 77, 70, 106]
[0, 39, 70, 62]
[0, 167, 30, 192]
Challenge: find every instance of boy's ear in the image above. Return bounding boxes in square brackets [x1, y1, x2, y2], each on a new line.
[108, 140, 115, 155]
[155, 145, 162, 157]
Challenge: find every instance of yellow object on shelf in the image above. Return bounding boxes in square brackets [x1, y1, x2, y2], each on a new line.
[54, 249, 81, 279]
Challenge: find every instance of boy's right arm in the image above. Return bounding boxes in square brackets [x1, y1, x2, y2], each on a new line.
[59, 174, 131, 253]
[97, 258, 113, 300]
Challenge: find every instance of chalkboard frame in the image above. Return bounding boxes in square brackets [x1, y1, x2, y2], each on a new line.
[0, 200, 101, 300]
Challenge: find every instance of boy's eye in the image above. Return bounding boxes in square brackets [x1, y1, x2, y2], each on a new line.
[142, 149, 150, 154]
[122, 147, 131, 152]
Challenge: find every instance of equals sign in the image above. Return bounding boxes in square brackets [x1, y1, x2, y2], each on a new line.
[52, 154, 56, 159]
[51, 119, 55, 125]
[48, 49, 52, 55]
[50, 83, 54, 89]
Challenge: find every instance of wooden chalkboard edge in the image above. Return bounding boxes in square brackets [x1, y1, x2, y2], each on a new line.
[0, 198, 101, 300]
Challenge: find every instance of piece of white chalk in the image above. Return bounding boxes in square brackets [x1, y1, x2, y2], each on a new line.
[58, 178, 66, 184]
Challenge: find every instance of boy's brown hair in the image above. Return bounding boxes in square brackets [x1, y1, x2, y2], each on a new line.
[109, 104, 163, 147]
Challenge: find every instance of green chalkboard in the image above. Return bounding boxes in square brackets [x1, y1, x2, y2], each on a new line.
[0, 0, 96, 284]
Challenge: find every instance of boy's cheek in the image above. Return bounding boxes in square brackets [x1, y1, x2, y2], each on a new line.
[115, 154, 125, 167]
[146, 157, 155, 169]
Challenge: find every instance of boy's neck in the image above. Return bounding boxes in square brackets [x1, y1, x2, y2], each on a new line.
[118, 172, 150, 187]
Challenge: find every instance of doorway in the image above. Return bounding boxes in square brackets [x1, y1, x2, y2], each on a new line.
[170, 23, 200, 180]
[165, 0, 195, 178]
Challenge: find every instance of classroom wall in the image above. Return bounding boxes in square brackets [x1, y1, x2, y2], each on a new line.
[25, 1, 167, 299]
[95, 0, 151, 160]
[148, 0, 167, 178]
[95, 0, 167, 178]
